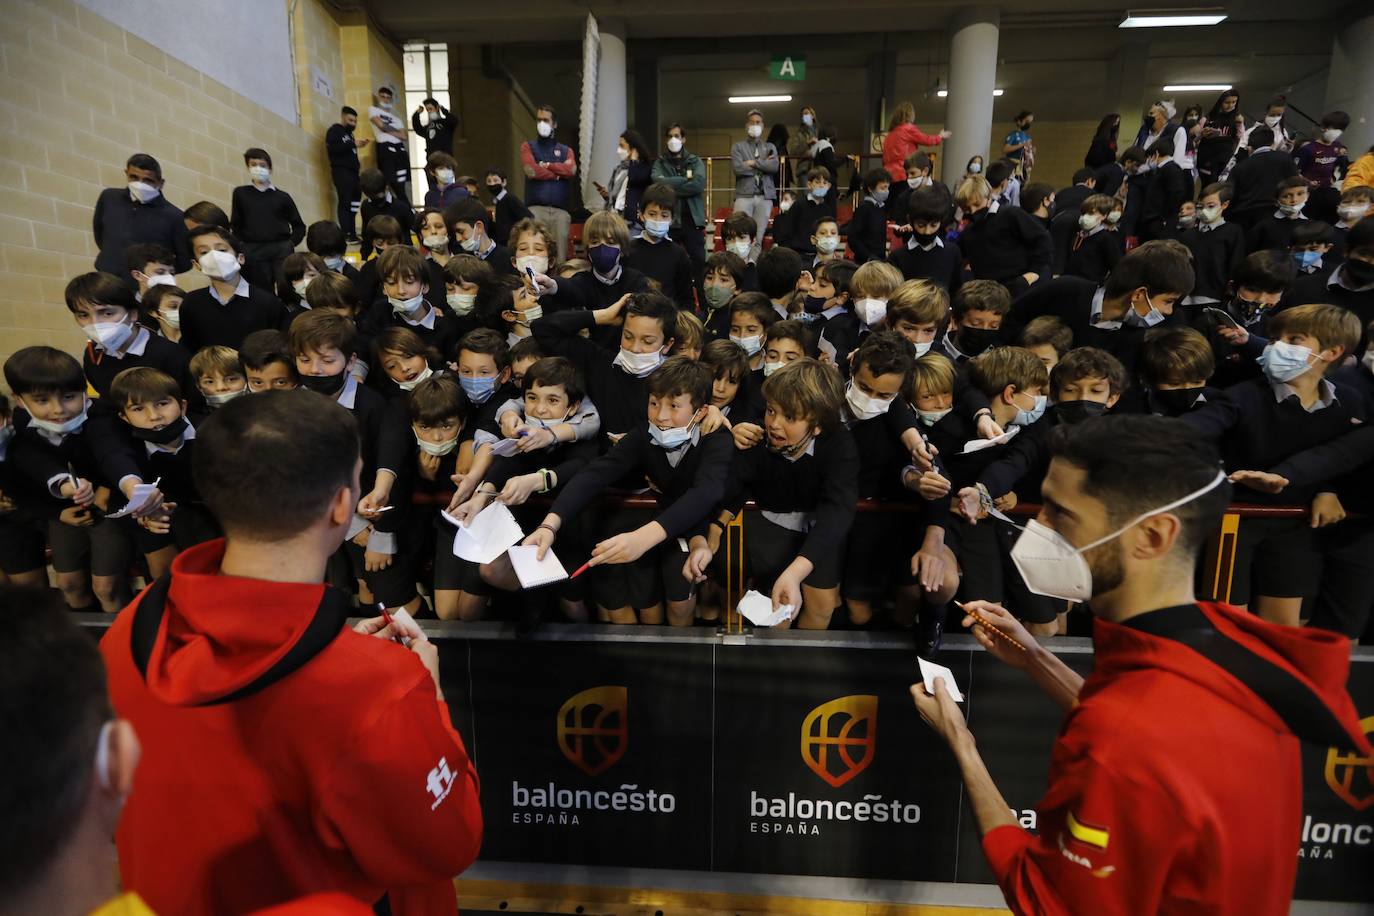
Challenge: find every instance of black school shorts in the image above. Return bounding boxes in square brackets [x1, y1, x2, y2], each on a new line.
[744, 513, 842, 591]
[47, 515, 134, 578]
[0, 513, 46, 574]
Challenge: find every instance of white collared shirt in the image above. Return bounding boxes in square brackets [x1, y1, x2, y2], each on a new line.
[401, 303, 438, 330]
[96, 326, 151, 358]
[1088, 286, 1123, 331]
[907, 235, 945, 252]
[772, 302, 790, 320]
[145, 419, 197, 456]
[1198, 218, 1226, 233]
[210, 276, 251, 306]
[1273, 209, 1309, 221]
[335, 373, 359, 409]
[1272, 377, 1337, 413]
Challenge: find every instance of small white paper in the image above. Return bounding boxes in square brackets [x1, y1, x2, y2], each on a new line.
[104, 478, 161, 519]
[489, 437, 522, 458]
[737, 589, 795, 627]
[918, 656, 965, 703]
[451, 502, 524, 564]
[388, 607, 417, 646]
[817, 333, 838, 361]
[508, 544, 568, 589]
[961, 426, 1021, 455]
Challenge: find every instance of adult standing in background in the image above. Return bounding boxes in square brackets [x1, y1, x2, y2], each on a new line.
[411, 97, 457, 190]
[652, 123, 707, 294]
[770, 123, 794, 191]
[1134, 101, 1187, 164]
[521, 103, 577, 262]
[1196, 90, 1244, 185]
[1084, 114, 1120, 170]
[595, 129, 654, 230]
[787, 106, 817, 188]
[1245, 98, 1294, 155]
[369, 86, 410, 202]
[883, 101, 950, 184]
[325, 106, 370, 241]
[1002, 110, 1036, 179]
[93, 153, 191, 282]
[731, 109, 779, 262]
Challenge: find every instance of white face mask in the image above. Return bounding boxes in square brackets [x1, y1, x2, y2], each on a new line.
[1009, 470, 1228, 602]
[762, 360, 784, 376]
[128, 180, 160, 203]
[726, 239, 751, 259]
[536, 120, 553, 138]
[447, 291, 476, 315]
[249, 165, 271, 183]
[968, 162, 982, 174]
[397, 365, 434, 391]
[518, 303, 544, 324]
[390, 293, 425, 316]
[616, 146, 630, 162]
[1323, 129, 1343, 143]
[515, 255, 549, 276]
[730, 334, 762, 356]
[1279, 202, 1305, 217]
[29, 402, 88, 435]
[145, 273, 177, 289]
[1198, 205, 1222, 224]
[423, 234, 449, 250]
[1078, 213, 1103, 231]
[917, 406, 951, 426]
[416, 432, 458, 456]
[435, 168, 454, 186]
[667, 136, 684, 154]
[855, 298, 887, 327]
[205, 388, 248, 407]
[1105, 211, 1122, 225]
[815, 236, 840, 254]
[198, 250, 241, 281]
[1337, 203, 1370, 223]
[845, 382, 892, 421]
[292, 277, 313, 298]
[912, 340, 932, 358]
[612, 347, 665, 377]
[778, 200, 793, 213]
[746, 124, 763, 139]
[159, 307, 180, 329]
[83, 319, 135, 352]
[1265, 115, 1282, 127]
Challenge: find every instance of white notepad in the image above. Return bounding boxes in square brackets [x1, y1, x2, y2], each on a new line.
[507, 545, 569, 589]
[961, 426, 1021, 455]
[737, 589, 796, 627]
[917, 656, 965, 703]
[489, 437, 522, 457]
[449, 502, 524, 564]
[104, 477, 161, 519]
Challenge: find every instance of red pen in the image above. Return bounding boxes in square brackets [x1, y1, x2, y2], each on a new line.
[569, 561, 592, 580]
[377, 603, 408, 645]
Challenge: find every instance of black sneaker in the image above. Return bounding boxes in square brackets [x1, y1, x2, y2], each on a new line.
[919, 616, 944, 655]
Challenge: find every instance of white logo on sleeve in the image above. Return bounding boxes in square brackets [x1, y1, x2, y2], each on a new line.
[427, 756, 455, 810]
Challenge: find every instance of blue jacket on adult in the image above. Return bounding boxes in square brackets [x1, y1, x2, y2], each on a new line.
[521, 134, 577, 210]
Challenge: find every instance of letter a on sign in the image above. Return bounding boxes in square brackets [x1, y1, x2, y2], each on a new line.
[779, 58, 796, 78]
[557, 685, 629, 776]
[800, 695, 877, 788]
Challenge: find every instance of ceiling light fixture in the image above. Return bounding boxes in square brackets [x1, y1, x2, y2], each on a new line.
[1163, 83, 1232, 91]
[1120, 9, 1227, 28]
[936, 89, 1004, 98]
[728, 95, 793, 104]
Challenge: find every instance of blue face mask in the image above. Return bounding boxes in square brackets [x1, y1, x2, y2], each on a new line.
[1294, 249, 1322, 270]
[1013, 393, 1047, 426]
[1258, 340, 1317, 383]
[648, 419, 696, 450]
[588, 244, 621, 275]
[1127, 293, 1167, 328]
[460, 374, 499, 404]
[644, 218, 671, 239]
[873, 189, 890, 204]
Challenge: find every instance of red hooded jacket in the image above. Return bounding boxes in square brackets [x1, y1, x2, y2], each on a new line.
[983, 601, 1372, 915]
[100, 540, 482, 915]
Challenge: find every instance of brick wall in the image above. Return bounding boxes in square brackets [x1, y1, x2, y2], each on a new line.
[0, 0, 399, 367]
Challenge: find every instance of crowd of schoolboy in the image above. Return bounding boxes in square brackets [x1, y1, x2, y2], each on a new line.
[4, 91, 1373, 649]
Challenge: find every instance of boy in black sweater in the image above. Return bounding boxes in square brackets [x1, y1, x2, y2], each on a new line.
[532, 211, 653, 348]
[1289, 220, 1339, 281]
[889, 185, 963, 292]
[805, 258, 861, 367]
[720, 212, 760, 291]
[305, 219, 359, 281]
[954, 175, 1052, 297]
[941, 280, 1011, 364]
[179, 225, 287, 352]
[522, 358, 734, 626]
[240, 328, 299, 392]
[1247, 175, 1311, 254]
[1063, 194, 1122, 284]
[485, 167, 534, 247]
[1227, 127, 1298, 230]
[1181, 303, 1363, 626]
[230, 148, 306, 290]
[358, 167, 415, 261]
[1127, 326, 1220, 417]
[446, 198, 516, 278]
[355, 214, 406, 310]
[1283, 218, 1374, 330]
[289, 311, 416, 615]
[65, 272, 191, 399]
[359, 244, 461, 358]
[702, 251, 747, 338]
[779, 169, 838, 258]
[1135, 141, 1192, 243]
[1182, 182, 1247, 305]
[625, 182, 696, 311]
[845, 168, 892, 264]
[691, 358, 858, 629]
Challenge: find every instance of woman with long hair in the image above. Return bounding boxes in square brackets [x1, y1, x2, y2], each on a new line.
[595, 128, 654, 228]
[1084, 114, 1120, 169]
[1196, 89, 1244, 183]
[882, 101, 950, 183]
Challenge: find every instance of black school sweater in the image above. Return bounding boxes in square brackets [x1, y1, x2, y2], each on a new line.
[547, 268, 654, 350]
[1180, 375, 1361, 504]
[626, 236, 695, 311]
[958, 206, 1053, 291]
[477, 242, 517, 277]
[1246, 214, 1306, 254]
[92, 188, 191, 275]
[1285, 268, 1374, 330]
[551, 427, 734, 538]
[844, 404, 949, 531]
[482, 437, 599, 496]
[532, 309, 649, 438]
[8, 419, 142, 520]
[1182, 223, 1247, 300]
[721, 427, 858, 565]
[341, 381, 410, 539]
[82, 333, 191, 398]
[359, 298, 462, 360]
[1136, 161, 1192, 242]
[179, 284, 288, 352]
[1006, 277, 1149, 379]
[1229, 150, 1298, 222]
[1063, 229, 1122, 284]
[230, 186, 306, 247]
[845, 199, 889, 264]
[359, 194, 416, 260]
[778, 198, 836, 257]
[888, 238, 963, 291]
[492, 191, 534, 247]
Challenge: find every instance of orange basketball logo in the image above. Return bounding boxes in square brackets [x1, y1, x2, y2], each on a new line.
[556, 686, 629, 776]
[800, 695, 878, 788]
[1325, 715, 1374, 812]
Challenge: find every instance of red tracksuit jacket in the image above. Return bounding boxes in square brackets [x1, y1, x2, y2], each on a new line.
[983, 601, 1371, 915]
[101, 540, 482, 915]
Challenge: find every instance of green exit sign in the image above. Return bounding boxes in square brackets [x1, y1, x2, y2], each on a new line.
[769, 56, 806, 81]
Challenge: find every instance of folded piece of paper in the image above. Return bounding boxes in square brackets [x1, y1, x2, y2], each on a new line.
[388, 607, 418, 646]
[489, 437, 522, 458]
[104, 478, 161, 519]
[917, 656, 965, 703]
[961, 426, 1021, 455]
[508, 544, 569, 589]
[737, 589, 796, 627]
[451, 501, 524, 564]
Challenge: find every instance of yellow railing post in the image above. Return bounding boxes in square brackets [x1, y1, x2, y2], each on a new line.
[1202, 512, 1242, 603]
[723, 514, 745, 634]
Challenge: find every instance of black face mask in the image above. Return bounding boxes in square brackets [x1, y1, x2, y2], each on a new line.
[130, 415, 188, 445]
[1344, 259, 1374, 287]
[487, 183, 503, 195]
[957, 326, 1001, 357]
[913, 230, 941, 246]
[1143, 114, 1156, 127]
[1228, 295, 1270, 327]
[1052, 399, 1107, 425]
[298, 371, 347, 397]
[1151, 387, 1205, 417]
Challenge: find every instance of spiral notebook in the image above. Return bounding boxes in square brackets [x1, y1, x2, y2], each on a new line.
[507, 545, 569, 589]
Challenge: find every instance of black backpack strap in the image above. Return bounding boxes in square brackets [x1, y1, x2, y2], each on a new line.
[1128, 605, 1355, 749]
[130, 574, 351, 707]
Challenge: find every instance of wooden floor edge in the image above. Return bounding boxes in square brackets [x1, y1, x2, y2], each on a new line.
[454, 877, 1010, 915]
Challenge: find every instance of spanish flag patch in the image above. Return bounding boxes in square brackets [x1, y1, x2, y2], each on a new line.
[1066, 810, 1110, 851]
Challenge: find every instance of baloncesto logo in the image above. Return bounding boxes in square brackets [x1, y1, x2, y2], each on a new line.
[1300, 714, 1374, 860]
[749, 695, 921, 836]
[511, 686, 677, 827]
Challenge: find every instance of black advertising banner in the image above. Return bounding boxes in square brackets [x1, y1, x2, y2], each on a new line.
[464, 639, 714, 870]
[710, 643, 965, 882]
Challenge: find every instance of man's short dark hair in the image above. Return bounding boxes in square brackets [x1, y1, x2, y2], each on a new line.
[341, 106, 357, 117]
[757, 245, 803, 299]
[536, 103, 556, 123]
[1049, 415, 1229, 556]
[1072, 167, 1096, 186]
[0, 587, 112, 899]
[125, 242, 175, 271]
[243, 147, 272, 168]
[65, 271, 137, 314]
[306, 221, 346, 258]
[194, 390, 361, 541]
[1103, 241, 1194, 299]
[985, 160, 1012, 188]
[126, 153, 161, 178]
[627, 292, 678, 341]
[1232, 250, 1295, 293]
[183, 201, 228, 228]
